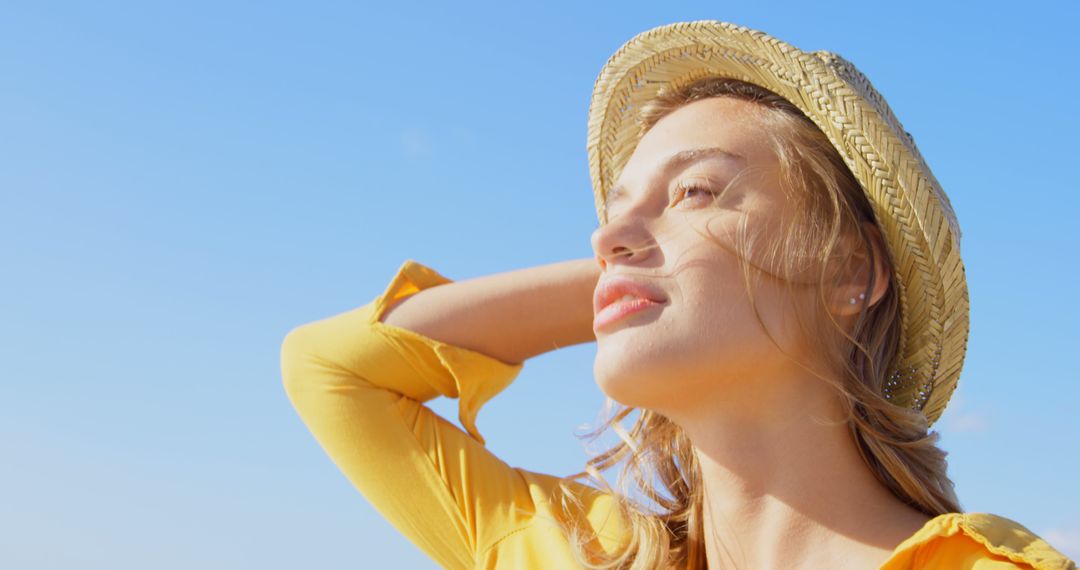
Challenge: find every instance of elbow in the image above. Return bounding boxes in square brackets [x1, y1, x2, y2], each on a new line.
[279, 325, 316, 397]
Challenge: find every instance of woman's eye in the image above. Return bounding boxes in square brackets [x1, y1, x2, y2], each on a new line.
[673, 183, 718, 206]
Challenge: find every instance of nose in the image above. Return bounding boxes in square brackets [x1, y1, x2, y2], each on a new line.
[591, 215, 653, 271]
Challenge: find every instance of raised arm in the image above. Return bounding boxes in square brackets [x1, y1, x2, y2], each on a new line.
[280, 257, 604, 569]
[378, 257, 599, 365]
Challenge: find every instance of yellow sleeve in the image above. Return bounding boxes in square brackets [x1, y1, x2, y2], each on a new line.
[883, 512, 1076, 570]
[280, 259, 536, 569]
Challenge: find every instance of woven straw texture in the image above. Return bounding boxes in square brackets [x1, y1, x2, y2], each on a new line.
[586, 21, 969, 426]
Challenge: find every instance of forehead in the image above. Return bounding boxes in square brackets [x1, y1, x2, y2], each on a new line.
[608, 97, 778, 205]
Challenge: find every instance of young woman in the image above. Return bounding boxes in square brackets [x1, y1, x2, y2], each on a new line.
[281, 21, 1075, 569]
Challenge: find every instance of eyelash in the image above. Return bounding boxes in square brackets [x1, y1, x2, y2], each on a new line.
[672, 182, 719, 206]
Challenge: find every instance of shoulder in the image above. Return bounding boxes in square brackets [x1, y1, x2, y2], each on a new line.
[888, 512, 1076, 570]
[475, 469, 633, 565]
[957, 513, 1075, 569]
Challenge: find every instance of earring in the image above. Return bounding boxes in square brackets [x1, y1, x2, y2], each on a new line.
[849, 292, 866, 305]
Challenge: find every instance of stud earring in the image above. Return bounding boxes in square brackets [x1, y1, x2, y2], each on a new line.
[849, 292, 866, 305]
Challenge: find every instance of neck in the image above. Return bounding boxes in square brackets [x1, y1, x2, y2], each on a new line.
[665, 370, 932, 569]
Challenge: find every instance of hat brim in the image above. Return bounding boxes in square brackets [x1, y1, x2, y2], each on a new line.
[586, 20, 970, 426]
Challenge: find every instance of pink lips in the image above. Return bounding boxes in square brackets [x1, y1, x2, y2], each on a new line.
[593, 275, 667, 330]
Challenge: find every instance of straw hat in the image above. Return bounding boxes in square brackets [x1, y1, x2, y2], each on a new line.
[586, 21, 969, 427]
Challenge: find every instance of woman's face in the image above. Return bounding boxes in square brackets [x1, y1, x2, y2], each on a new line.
[590, 96, 812, 418]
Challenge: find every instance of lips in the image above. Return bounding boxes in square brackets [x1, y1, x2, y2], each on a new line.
[593, 275, 668, 315]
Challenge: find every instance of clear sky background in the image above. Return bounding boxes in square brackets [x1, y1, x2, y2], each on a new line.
[2, 1, 1077, 568]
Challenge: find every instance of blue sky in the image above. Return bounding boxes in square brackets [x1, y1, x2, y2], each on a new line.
[2, 1, 1077, 568]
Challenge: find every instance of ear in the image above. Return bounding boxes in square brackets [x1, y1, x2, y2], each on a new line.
[829, 219, 891, 317]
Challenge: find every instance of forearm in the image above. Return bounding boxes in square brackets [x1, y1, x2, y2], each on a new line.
[379, 257, 600, 365]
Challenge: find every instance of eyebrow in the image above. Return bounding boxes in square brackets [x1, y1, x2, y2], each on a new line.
[606, 146, 745, 207]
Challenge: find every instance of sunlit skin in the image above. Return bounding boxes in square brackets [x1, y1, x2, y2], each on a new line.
[590, 97, 929, 569]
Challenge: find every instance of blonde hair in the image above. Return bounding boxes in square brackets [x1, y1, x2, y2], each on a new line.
[554, 76, 960, 569]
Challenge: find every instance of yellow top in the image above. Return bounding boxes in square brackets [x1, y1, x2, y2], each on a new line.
[280, 259, 1076, 570]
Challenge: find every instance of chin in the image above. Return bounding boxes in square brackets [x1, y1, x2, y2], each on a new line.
[593, 352, 667, 410]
